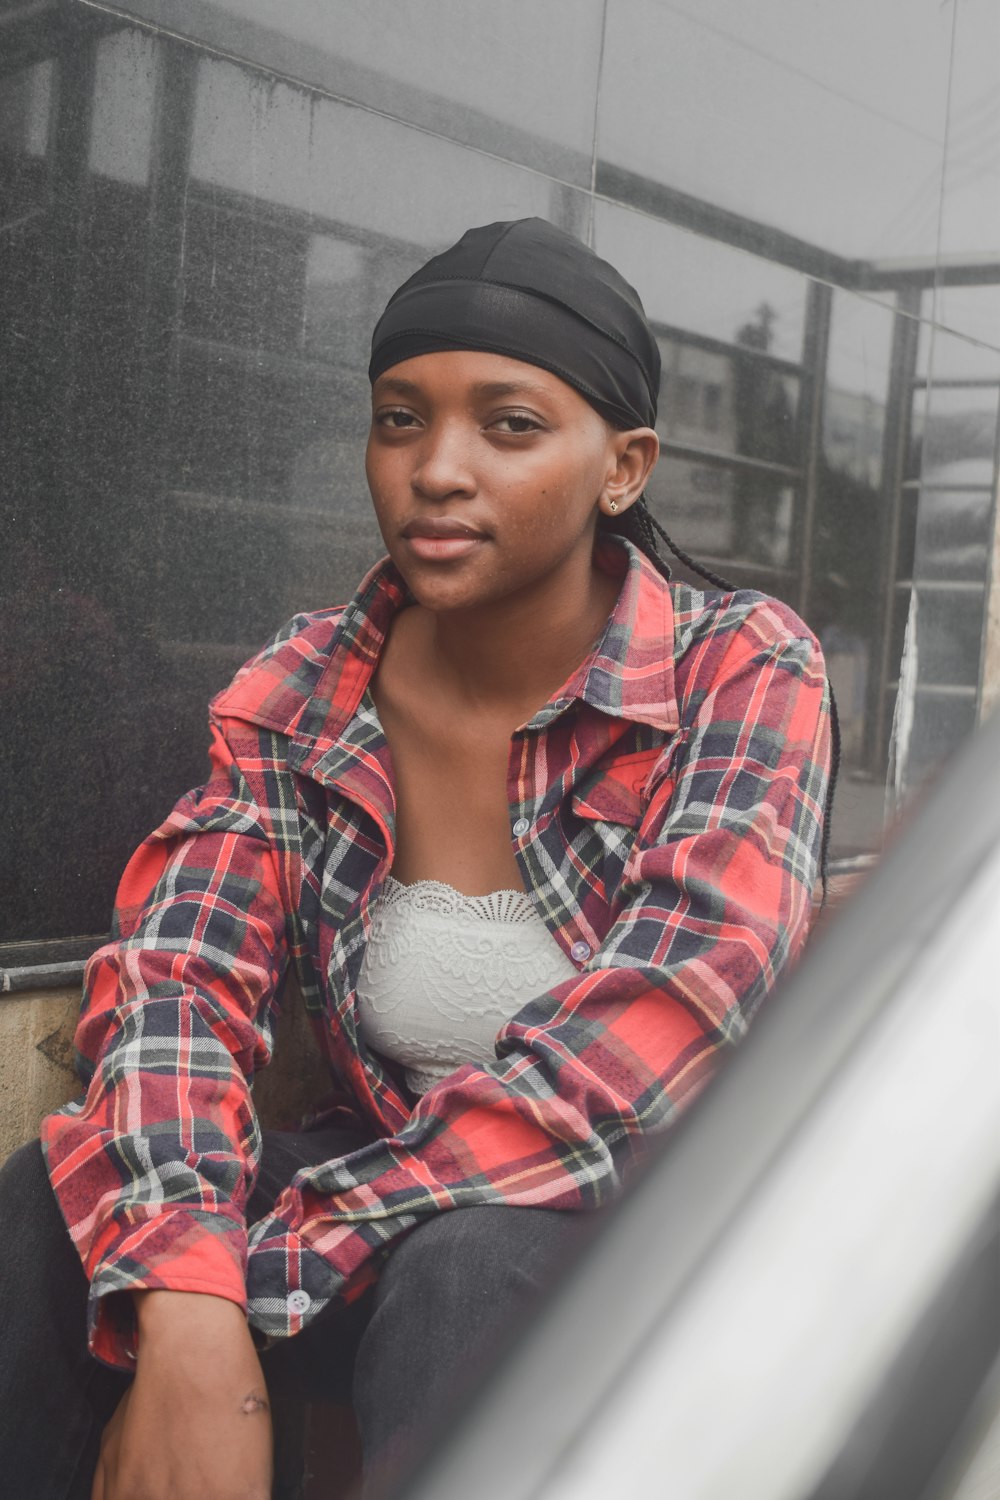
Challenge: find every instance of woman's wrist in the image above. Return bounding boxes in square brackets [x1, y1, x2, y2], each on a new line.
[132, 1288, 250, 1343]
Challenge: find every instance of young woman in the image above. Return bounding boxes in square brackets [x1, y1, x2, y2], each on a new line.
[0, 219, 831, 1500]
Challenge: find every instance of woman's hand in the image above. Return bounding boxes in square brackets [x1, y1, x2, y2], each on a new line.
[92, 1290, 273, 1500]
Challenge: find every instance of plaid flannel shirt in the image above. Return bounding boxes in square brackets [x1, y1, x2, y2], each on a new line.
[42, 538, 830, 1368]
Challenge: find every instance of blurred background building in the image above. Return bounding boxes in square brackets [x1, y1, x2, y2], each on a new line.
[2, 0, 999, 974]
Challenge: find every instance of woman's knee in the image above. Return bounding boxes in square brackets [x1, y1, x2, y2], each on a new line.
[355, 1206, 583, 1396]
[0, 1138, 57, 1219]
[0, 1138, 85, 1301]
[376, 1205, 582, 1326]
[352, 1207, 585, 1482]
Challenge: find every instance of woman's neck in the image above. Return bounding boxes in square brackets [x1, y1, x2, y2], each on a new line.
[408, 559, 620, 720]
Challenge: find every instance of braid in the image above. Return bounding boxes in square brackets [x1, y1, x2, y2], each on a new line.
[818, 685, 841, 904]
[641, 506, 741, 592]
[600, 497, 840, 908]
[601, 497, 673, 580]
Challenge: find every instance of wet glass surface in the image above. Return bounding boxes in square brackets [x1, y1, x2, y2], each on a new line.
[0, 28, 589, 944]
[911, 589, 987, 689]
[907, 383, 999, 584]
[901, 691, 980, 788]
[596, 0, 952, 263]
[657, 339, 799, 470]
[0, 59, 53, 222]
[822, 294, 895, 492]
[929, 287, 1000, 366]
[95, 0, 605, 185]
[904, 332, 1000, 790]
[646, 460, 796, 578]
[810, 291, 906, 823]
[88, 28, 156, 184]
[594, 199, 807, 362]
[1, 3, 998, 949]
[939, 0, 1000, 271]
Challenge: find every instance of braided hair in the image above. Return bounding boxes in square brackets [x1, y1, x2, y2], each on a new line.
[599, 498, 841, 907]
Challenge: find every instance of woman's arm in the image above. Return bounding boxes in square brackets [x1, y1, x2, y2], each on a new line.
[92, 1292, 272, 1500]
[41, 720, 290, 1370]
[246, 602, 831, 1339]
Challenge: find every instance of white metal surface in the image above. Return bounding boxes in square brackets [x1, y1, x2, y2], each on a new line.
[538, 844, 1000, 1500]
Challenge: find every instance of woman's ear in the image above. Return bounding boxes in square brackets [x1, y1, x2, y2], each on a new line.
[599, 428, 660, 518]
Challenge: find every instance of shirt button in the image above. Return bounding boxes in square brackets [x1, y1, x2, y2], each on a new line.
[286, 1289, 312, 1316]
[570, 940, 591, 962]
[512, 817, 530, 837]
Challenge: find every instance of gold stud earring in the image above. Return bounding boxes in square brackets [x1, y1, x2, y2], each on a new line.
[608, 498, 619, 513]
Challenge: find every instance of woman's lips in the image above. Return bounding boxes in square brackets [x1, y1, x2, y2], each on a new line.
[401, 519, 488, 562]
[405, 535, 485, 561]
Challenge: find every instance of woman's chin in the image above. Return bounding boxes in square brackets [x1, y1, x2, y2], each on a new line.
[393, 555, 502, 614]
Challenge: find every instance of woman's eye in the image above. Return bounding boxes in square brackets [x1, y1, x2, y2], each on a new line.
[492, 413, 541, 434]
[377, 408, 419, 429]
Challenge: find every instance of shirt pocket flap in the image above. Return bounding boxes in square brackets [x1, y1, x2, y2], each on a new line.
[571, 748, 663, 828]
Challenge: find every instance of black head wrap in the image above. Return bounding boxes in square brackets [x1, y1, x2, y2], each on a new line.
[368, 218, 660, 430]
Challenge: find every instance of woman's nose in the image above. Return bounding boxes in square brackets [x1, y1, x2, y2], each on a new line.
[410, 422, 476, 500]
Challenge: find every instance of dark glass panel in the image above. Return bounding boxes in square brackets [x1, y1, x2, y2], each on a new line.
[181, 198, 310, 355]
[595, 197, 807, 362]
[904, 691, 979, 786]
[657, 335, 799, 469]
[0, 59, 53, 223]
[0, 27, 592, 948]
[912, 489, 995, 584]
[647, 457, 796, 574]
[822, 293, 895, 492]
[913, 587, 987, 689]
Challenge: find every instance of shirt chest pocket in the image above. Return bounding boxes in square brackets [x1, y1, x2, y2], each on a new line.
[569, 748, 666, 901]
[570, 747, 664, 828]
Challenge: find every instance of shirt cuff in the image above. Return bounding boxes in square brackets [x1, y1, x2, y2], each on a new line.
[246, 1211, 409, 1340]
[86, 1210, 249, 1369]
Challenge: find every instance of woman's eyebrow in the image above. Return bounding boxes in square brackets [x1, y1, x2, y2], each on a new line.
[373, 377, 422, 397]
[470, 380, 552, 399]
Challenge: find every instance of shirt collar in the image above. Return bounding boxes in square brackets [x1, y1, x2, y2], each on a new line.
[526, 536, 679, 734]
[271, 535, 679, 765]
[290, 558, 409, 756]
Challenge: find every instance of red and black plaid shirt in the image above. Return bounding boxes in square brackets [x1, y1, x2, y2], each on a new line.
[42, 539, 830, 1368]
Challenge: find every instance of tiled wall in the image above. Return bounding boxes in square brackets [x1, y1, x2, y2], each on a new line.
[2, 0, 998, 957]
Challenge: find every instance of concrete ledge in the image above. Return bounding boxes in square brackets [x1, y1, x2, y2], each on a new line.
[0, 987, 82, 1159]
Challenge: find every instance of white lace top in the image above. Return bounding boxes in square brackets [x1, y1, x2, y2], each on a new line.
[356, 877, 579, 1096]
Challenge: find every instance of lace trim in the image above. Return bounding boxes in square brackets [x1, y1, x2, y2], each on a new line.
[379, 876, 537, 924]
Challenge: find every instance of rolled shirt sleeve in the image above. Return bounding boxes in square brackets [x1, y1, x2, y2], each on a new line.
[41, 721, 289, 1368]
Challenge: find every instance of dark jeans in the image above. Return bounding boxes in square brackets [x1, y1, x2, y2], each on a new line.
[0, 1129, 585, 1499]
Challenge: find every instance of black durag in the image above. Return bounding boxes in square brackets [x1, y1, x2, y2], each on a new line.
[368, 218, 660, 430]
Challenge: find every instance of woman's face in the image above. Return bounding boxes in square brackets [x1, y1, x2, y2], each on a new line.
[366, 349, 630, 615]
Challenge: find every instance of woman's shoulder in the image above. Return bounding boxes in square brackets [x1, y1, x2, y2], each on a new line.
[210, 604, 349, 733]
[669, 578, 822, 662]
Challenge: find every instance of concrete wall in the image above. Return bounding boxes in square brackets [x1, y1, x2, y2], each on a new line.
[0, 989, 81, 1158]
